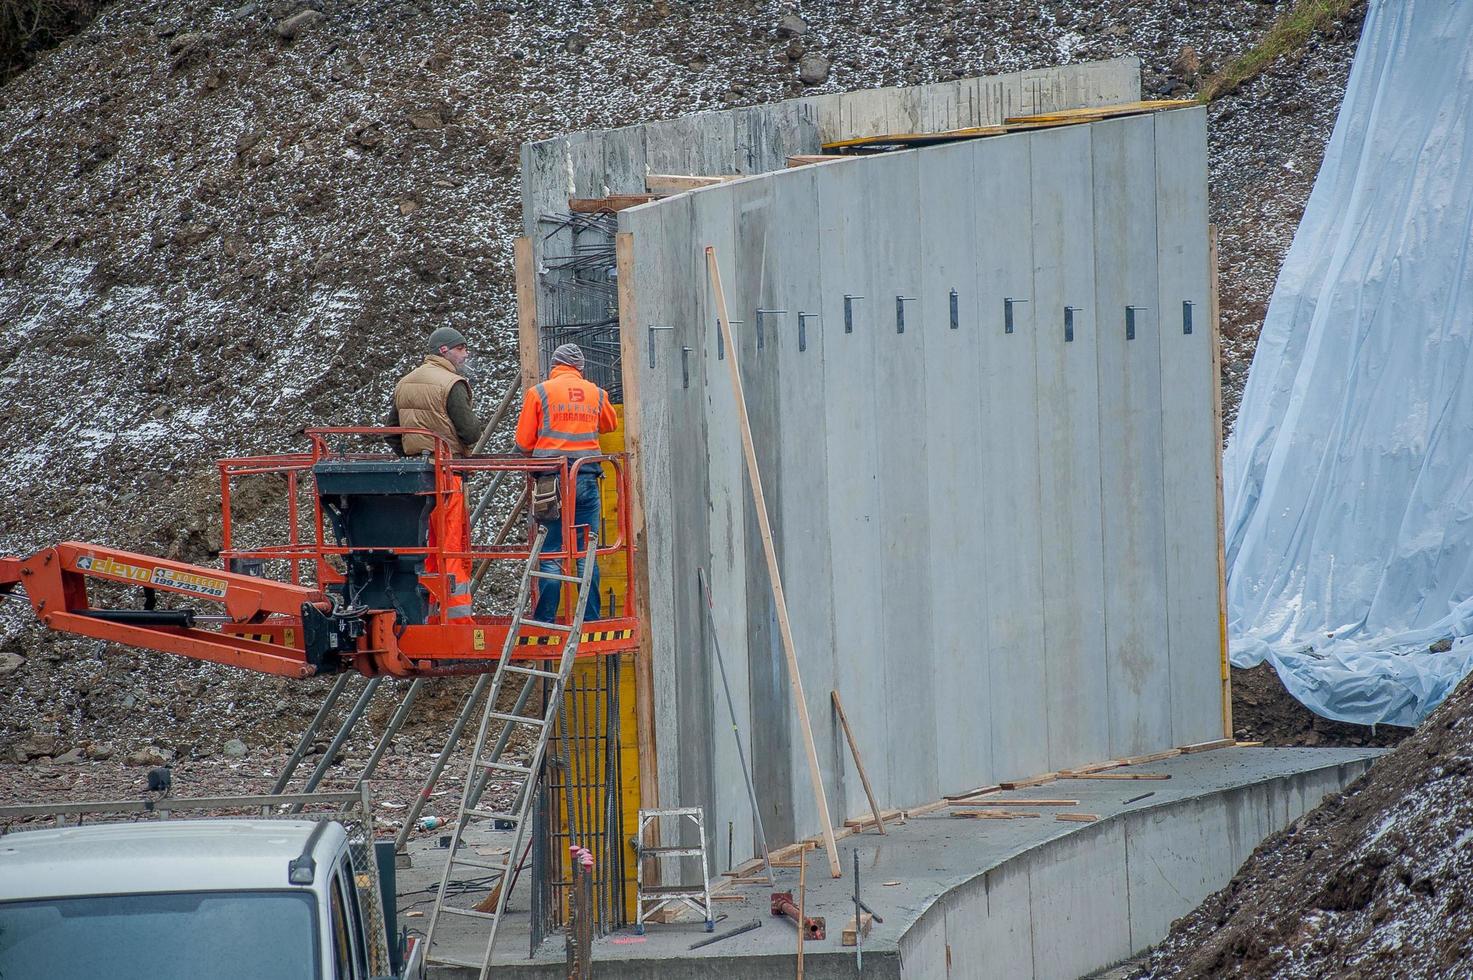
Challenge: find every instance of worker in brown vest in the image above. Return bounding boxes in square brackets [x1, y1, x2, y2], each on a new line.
[515, 343, 617, 622]
[387, 326, 483, 620]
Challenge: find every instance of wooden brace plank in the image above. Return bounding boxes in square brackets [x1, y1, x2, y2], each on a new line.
[569, 194, 656, 213]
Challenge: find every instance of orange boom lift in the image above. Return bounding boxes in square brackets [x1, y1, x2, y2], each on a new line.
[0, 427, 640, 678]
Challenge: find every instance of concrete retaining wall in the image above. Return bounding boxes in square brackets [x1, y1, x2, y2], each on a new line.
[618, 104, 1221, 863]
[520, 59, 1141, 376]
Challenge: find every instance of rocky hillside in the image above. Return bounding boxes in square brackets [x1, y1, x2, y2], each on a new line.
[1136, 668, 1473, 978]
[0, 0, 1365, 761]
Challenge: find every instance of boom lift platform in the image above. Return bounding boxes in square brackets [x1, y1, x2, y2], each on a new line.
[0, 427, 640, 678]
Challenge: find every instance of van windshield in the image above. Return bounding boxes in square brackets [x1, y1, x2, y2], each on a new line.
[0, 890, 319, 980]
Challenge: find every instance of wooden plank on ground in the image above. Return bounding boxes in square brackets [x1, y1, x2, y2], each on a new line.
[1179, 737, 1235, 754]
[842, 912, 874, 946]
[945, 784, 1002, 802]
[569, 194, 656, 213]
[1056, 813, 1100, 823]
[999, 773, 1058, 790]
[953, 799, 1077, 807]
[1121, 748, 1182, 766]
[951, 809, 1042, 820]
[1058, 772, 1171, 781]
[843, 807, 904, 830]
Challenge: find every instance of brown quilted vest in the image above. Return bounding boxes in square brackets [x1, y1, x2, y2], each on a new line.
[393, 355, 468, 456]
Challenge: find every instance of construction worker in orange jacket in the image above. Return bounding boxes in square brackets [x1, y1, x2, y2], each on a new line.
[387, 326, 482, 621]
[515, 343, 617, 622]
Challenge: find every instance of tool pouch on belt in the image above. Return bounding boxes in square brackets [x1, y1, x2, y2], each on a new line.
[531, 474, 561, 520]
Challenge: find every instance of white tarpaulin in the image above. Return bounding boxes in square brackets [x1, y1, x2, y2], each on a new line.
[1224, 0, 1473, 727]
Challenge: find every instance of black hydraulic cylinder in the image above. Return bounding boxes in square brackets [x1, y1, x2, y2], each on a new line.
[80, 608, 196, 627]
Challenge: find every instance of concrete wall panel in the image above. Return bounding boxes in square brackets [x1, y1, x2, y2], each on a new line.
[1030, 124, 1110, 769]
[695, 185, 757, 869]
[619, 202, 683, 810]
[1123, 796, 1232, 950]
[1091, 115, 1172, 758]
[919, 141, 994, 793]
[1154, 106, 1222, 745]
[724, 175, 797, 843]
[763, 167, 844, 834]
[973, 133, 1051, 781]
[595, 90, 1220, 856]
[865, 151, 939, 807]
[815, 159, 892, 818]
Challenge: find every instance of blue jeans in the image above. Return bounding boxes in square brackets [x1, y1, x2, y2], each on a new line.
[534, 472, 602, 622]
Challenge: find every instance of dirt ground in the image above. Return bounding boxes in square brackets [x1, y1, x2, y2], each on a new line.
[1137, 667, 1473, 978]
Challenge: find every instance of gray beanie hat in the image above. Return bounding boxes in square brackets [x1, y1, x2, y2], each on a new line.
[551, 343, 585, 370]
[428, 326, 467, 353]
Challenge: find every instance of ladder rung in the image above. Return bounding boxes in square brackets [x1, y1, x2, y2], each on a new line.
[520, 618, 575, 632]
[477, 759, 533, 775]
[449, 854, 509, 873]
[639, 846, 704, 856]
[466, 808, 521, 823]
[488, 711, 546, 728]
[530, 569, 582, 583]
[640, 886, 710, 898]
[502, 665, 562, 680]
[439, 906, 500, 921]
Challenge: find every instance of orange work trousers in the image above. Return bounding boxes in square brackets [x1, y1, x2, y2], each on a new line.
[425, 475, 473, 620]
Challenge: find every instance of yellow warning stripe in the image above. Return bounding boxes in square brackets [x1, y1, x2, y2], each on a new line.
[516, 628, 633, 646]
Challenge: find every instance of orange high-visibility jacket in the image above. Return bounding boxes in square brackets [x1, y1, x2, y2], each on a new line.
[515, 364, 617, 458]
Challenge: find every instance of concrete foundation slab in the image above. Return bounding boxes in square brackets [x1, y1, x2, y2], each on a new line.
[407, 746, 1379, 979]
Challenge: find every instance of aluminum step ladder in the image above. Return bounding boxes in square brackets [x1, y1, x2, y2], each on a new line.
[634, 807, 716, 934]
[424, 524, 599, 978]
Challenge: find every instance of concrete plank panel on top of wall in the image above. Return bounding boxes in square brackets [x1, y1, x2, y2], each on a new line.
[732, 101, 821, 175]
[618, 201, 682, 809]
[1027, 822, 1133, 979]
[971, 133, 1051, 781]
[1091, 114, 1172, 759]
[693, 183, 758, 870]
[1030, 124, 1111, 771]
[863, 150, 939, 807]
[814, 158, 892, 819]
[917, 140, 994, 793]
[1153, 106, 1221, 745]
[601, 124, 648, 196]
[653, 191, 717, 864]
[727, 174, 797, 843]
[761, 166, 842, 839]
[644, 111, 738, 177]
